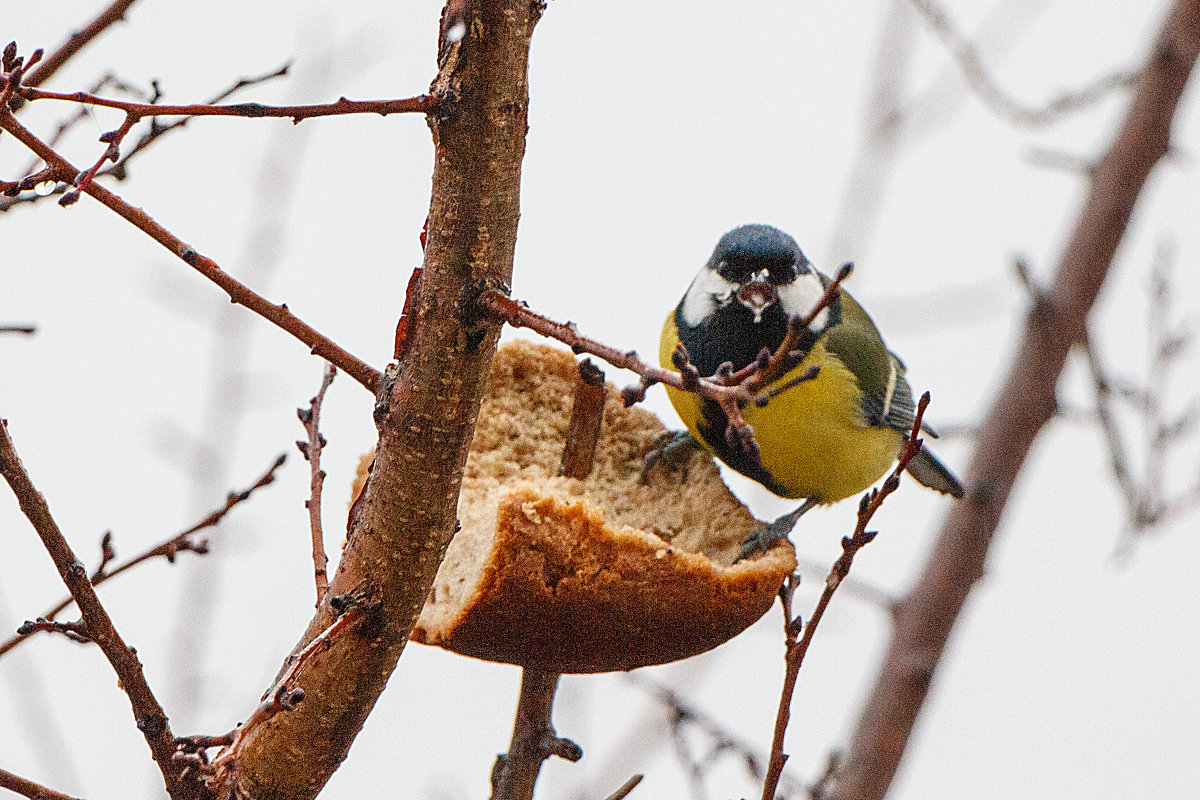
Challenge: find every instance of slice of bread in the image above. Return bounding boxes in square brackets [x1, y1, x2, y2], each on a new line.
[352, 339, 796, 673]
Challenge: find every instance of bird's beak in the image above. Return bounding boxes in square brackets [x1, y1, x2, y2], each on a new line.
[736, 281, 778, 323]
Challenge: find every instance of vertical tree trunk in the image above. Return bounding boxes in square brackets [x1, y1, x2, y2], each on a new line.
[220, 3, 544, 798]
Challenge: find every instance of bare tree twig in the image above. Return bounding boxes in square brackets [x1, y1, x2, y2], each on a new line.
[494, 362, 601, 800]
[492, 670, 582, 800]
[0, 106, 381, 392]
[0, 453, 286, 659]
[906, 0, 1139, 127]
[15, 617, 92, 644]
[601, 775, 644, 800]
[1024, 147, 1098, 176]
[176, 602, 370, 782]
[2, 65, 292, 211]
[558, 359, 606, 478]
[18, 85, 433, 123]
[105, 63, 292, 180]
[23, 0, 140, 88]
[628, 674, 811, 800]
[830, 4, 1200, 797]
[1081, 333, 1144, 521]
[0, 419, 196, 798]
[298, 364, 336, 605]
[0, 766, 83, 800]
[760, 395, 931, 800]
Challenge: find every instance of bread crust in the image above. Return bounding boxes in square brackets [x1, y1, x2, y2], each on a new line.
[353, 339, 796, 673]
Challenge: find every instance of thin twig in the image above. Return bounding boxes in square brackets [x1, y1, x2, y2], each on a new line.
[298, 364, 336, 605]
[831, 5, 1200, 796]
[760, 395, 931, 800]
[15, 617, 92, 643]
[601, 775, 644, 800]
[628, 674, 811, 800]
[106, 63, 293, 181]
[1081, 334, 1143, 523]
[24, 0, 141, 88]
[179, 603, 369, 780]
[906, 0, 1139, 127]
[0, 108, 381, 393]
[558, 360, 606, 478]
[19, 86, 434, 123]
[494, 362, 600, 800]
[480, 270, 843, 464]
[0, 453, 286, 659]
[2, 65, 292, 211]
[492, 670, 582, 800]
[0, 766, 83, 800]
[0, 419, 191, 796]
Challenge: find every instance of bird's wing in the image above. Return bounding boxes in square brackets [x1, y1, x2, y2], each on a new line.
[851, 350, 918, 434]
[820, 291, 915, 433]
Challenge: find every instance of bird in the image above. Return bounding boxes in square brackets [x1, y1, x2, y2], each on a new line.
[658, 224, 963, 555]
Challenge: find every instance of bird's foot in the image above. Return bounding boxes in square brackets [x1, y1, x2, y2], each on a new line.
[641, 430, 700, 483]
[737, 500, 817, 561]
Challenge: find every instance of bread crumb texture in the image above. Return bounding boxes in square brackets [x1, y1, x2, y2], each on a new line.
[358, 339, 796, 673]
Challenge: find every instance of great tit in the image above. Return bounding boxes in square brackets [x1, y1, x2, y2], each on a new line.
[659, 224, 962, 550]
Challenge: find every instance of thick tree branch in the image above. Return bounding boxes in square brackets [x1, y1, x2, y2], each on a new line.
[830, 3, 1200, 798]
[212, 2, 544, 797]
[0, 419, 198, 799]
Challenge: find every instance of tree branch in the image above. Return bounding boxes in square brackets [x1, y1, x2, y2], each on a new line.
[0, 766, 83, 800]
[0, 108, 381, 392]
[2, 65, 292, 211]
[906, 0, 1139, 127]
[0, 419, 198, 799]
[18, 87, 434, 123]
[761, 396, 931, 800]
[830, 3, 1200, 797]
[24, 0, 140, 89]
[211, 3, 545, 797]
[297, 365, 336, 605]
[493, 362, 600, 800]
[0, 453, 286, 659]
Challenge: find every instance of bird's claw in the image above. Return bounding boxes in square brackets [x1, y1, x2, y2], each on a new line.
[736, 500, 815, 561]
[737, 518, 794, 561]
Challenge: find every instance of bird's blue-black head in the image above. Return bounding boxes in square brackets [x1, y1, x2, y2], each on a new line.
[708, 224, 806, 286]
[677, 224, 831, 375]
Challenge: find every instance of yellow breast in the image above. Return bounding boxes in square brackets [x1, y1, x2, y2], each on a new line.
[660, 323, 902, 503]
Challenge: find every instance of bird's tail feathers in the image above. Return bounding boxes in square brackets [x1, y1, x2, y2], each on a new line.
[905, 447, 964, 498]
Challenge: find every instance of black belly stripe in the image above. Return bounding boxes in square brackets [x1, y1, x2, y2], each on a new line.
[695, 398, 791, 496]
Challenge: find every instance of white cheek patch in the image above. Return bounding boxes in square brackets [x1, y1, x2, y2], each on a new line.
[680, 268, 737, 327]
[776, 272, 831, 331]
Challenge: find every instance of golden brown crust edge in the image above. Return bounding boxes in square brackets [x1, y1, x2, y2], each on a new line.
[355, 339, 797, 673]
[410, 486, 795, 672]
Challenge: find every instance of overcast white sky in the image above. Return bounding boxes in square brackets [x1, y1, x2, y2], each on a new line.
[3, 1, 1199, 798]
